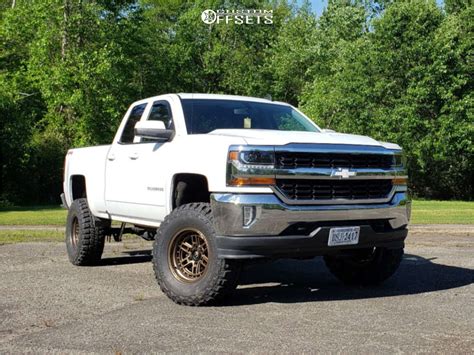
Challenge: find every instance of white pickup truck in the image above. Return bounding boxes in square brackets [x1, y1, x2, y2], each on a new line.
[62, 93, 410, 305]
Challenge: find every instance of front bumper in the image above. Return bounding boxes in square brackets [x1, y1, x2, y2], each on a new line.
[211, 192, 410, 259]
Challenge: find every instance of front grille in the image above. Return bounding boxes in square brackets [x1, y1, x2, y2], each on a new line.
[275, 152, 394, 169]
[276, 179, 393, 201]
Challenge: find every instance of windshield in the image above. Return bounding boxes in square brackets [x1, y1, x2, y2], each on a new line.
[181, 99, 319, 134]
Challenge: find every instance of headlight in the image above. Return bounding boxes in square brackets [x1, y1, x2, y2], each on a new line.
[392, 151, 406, 167]
[392, 150, 408, 189]
[227, 146, 275, 186]
[239, 150, 274, 165]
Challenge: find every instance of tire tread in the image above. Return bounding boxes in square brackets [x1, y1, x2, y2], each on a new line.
[324, 247, 404, 286]
[66, 198, 105, 266]
[153, 203, 240, 306]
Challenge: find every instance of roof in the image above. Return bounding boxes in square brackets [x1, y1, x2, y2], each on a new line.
[177, 93, 276, 104]
[130, 93, 289, 107]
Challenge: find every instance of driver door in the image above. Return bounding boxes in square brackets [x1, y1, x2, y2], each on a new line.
[105, 100, 173, 222]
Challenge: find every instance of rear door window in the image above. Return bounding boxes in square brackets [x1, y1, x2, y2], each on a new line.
[147, 101, 174, 129]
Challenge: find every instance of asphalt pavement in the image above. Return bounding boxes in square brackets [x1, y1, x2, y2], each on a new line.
[0, 225, 473, 353]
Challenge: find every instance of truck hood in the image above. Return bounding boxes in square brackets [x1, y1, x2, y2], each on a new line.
[208, 129, 400, 149]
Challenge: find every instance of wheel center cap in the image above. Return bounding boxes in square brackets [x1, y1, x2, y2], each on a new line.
[192, 251, 201, 261]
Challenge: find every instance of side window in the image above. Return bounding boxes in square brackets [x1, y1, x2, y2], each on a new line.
[120, 103, 147, 143]
[148, 101, 173, 129]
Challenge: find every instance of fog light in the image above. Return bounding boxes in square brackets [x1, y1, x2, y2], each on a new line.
[243, 206, 256, 227]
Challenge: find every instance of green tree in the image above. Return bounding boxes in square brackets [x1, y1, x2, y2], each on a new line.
[261, 1, 317, 105]
[301, 0, 472, 199]
[0, 0, 472, 203]
[1, 0, 145, 203]
[426, 5, 474, 198]
[299, 0, 371, 128]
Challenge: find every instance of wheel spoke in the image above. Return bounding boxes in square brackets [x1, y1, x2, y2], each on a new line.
[179, 245, 191, 253]
[169, 229, 210, 282]
[181, 258, 193, 268]
[181, 242, 193, 251]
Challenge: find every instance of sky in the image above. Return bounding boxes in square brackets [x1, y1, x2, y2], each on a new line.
[307, 0, 327, 16]
[299, 0, 445, 16]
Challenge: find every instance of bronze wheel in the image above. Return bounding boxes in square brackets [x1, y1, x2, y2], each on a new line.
[168, 228, 209, 282]
[71, 217, 80, 247]
[153, 203, 241, 306]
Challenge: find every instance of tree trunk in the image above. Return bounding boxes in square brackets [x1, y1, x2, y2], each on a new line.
[77, 0, 83, 47]
[61, 0, 70, 59]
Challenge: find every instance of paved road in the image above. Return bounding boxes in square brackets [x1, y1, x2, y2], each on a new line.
[0, 227, 473, 353]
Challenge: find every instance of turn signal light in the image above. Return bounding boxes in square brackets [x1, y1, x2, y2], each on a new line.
[228, 151, 239, 161]
[392, 177, 408, 185]
[228, 177, 276, 186]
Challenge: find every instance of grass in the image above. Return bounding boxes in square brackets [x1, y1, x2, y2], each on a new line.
[410, 200, 474, 225]
[0, 200, 471, 244]
[0, 230, 63, 244]
[0, 205, 66, 226]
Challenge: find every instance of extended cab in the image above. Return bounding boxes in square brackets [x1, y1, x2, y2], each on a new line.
[62, 94, 410, 305]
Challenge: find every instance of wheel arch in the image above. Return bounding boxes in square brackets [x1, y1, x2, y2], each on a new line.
[70, 175, 87, 201]
[171, 173, 210, 210]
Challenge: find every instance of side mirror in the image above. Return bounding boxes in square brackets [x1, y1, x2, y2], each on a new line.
[321, 128, 336, 133]
[134, 121, 174, 141]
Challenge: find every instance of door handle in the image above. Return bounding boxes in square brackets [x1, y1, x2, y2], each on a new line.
[129, 152, 139, 160]
[107, 154, 115, 161]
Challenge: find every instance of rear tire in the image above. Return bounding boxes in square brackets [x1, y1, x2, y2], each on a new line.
[324, 247, 404, 286]
[66, 198, 106, 266]
[153, 203, 240, 306]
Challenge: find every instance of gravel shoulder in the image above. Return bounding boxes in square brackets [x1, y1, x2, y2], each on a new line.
[0, 226, 472, 353]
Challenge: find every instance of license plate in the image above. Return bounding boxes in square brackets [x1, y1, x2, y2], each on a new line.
[328, 227, 360, 246]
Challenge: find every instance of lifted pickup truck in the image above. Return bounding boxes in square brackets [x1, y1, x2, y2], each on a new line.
[62, 93, 410, 306]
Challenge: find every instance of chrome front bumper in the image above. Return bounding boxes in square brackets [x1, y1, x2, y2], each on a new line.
[211, 192, 410, 237]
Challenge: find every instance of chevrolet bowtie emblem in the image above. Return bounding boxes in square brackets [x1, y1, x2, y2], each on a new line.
[332, 168, 356, 179]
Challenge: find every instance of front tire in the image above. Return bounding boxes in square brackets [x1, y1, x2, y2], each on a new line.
[66, 198, 106, 266]
[324, 247, 404, 286]
[153, 203, 240, 306]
